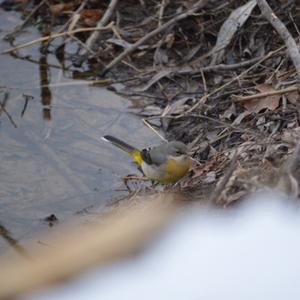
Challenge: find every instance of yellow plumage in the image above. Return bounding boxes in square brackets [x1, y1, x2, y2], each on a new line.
[131, 150, 143, 166]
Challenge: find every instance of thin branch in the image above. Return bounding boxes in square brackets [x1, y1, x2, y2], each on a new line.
[0, 102, 18, 128]
[232, 85, 298, 102]
[2, 23, 114, 54]
[142, 118, 167, 142]
[81, 0, 119, 56]
[4, 0, 47, 40]
[257, 0, 300, 82]
[209, 151, 238, 204]
[158, 0, 169, 27]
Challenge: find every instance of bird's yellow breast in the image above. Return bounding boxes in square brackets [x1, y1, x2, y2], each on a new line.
[160, 156, 192, 183]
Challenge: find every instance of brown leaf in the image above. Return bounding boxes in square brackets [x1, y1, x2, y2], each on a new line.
[80, 9, 103, 27]
[286, 90, 299, 104]
[49, 4, 65, 16]
[243, 84, 280, 113]
[49, 3, 73, 16]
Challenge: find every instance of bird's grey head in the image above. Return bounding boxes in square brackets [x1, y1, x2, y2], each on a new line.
[147, 141, 188, 165]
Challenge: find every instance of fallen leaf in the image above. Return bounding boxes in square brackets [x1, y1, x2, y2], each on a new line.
[232, 110, 252, 125]
[140, 105, 163, 117]
[243, 84, 281, 113]
[162, 97, 190, 116]
[221, 103, 236, 120]
[286, 90, 299, 104]
[80, 9, 103, 27]
[49, 3, 65, 16]
[211, 0, 257, 64]
[134, 70, 172, 92]
[50, 3, 73, 16]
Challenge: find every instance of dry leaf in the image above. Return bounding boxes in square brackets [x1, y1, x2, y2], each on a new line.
[232, 110, 252, 125]
[49, 3, 73, 16]
[50, 4, 65, 16]
[80, 9, 103, 27]
[162, 97, 190, 116]
[286, 90, 299, 104]
[134, 70, 172, 92]
[243, 84, 280, 113]
[221, 103, 236, 120]
[211, 0, 257, 64]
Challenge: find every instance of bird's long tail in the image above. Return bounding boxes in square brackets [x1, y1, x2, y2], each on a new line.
[102, 135, 143, 165]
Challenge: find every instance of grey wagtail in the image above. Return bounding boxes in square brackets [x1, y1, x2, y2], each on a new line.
[102, 135, 192, 183]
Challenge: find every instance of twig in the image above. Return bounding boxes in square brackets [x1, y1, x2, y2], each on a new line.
[286, 137, 300, 175]
[158, 0, 169, 27]
[232, 85, 298, 102]
[56, 1, 95, 56]
[0, 224, 29, 259]
[101, 0, 208, 75]
[142, 118, 167, 142]
[2, 23, 114, 54]
[40, 79, 112, 89]
[81, 0, 119, 56]
[4, 0, 46, 40]
[122, 175, 149, 181]
[193, 56, 265, 73]
[0, 97, 18, 128]
[275, 137, 300, 198]
[209, 150, 238, 204]
[257, 0, 300, 82]
[58, 0, 88, 33]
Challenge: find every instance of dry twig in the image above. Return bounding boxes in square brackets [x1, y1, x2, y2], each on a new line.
[4, 0, 47, 40]
[80, 0, 119, 56]
[0, 97, 18, 128]
[257, 0, 300, 82]
[209, 151, 238, 204]
[232, 85, 298, 102]
[2, 24, 114, 54]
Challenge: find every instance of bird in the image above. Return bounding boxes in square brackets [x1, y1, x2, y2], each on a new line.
[102, 135, 192, 183]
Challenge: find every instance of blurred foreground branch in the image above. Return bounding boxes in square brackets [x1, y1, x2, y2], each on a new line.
[0, 196, 178, 299]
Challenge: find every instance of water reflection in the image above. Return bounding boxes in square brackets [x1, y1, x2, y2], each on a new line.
[0, 90, 18, 128]
[39, 43, 52, 121]
[21, 94, 34, 118]
[0, 223, 29, 258]
[0, 8, 160, 255]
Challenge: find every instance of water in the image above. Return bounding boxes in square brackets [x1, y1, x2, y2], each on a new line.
[0, 8, 159, 254]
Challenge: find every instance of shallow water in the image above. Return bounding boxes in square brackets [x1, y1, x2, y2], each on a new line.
[0, 8, 159, 254]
